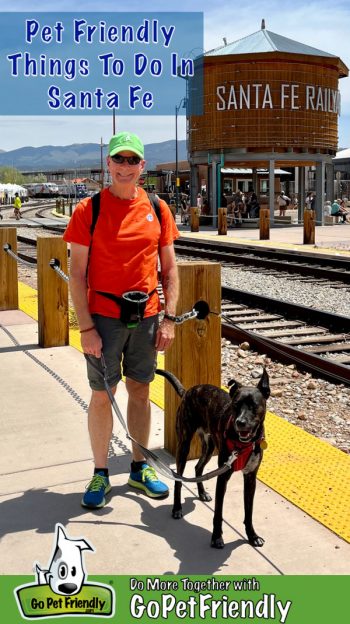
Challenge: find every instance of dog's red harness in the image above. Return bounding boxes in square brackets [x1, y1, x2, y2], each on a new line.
[225, 435, 265, 472]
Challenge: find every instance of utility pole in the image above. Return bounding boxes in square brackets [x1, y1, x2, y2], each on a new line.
[175, 98, 186, 213]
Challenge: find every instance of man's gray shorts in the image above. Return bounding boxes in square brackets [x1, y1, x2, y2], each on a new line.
[85, 314, 159, 391]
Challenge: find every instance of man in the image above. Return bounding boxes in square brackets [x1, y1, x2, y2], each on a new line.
[63, 132, 179, 509]
[13, 192, 22, 220]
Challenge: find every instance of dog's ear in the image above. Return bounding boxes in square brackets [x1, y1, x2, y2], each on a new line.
[257, 368, 270, 399]
[228, 379, 242, 397]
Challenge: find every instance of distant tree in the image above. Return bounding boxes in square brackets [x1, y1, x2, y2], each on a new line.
[0, 166, 25, 184]
[0, 167, 47, 185]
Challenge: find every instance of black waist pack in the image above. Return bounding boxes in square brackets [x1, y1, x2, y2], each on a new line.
[96, 290, 155, 328]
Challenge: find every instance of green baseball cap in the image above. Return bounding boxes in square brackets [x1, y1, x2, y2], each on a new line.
[108, 132, 144, 159]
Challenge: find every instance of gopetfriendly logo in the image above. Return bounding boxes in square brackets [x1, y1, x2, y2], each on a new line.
[15, 523, 115, 619]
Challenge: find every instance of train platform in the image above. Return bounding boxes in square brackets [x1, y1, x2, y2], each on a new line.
[176, 219, 350, 256]
[1, 285, 349, 577]
[1, 207, 349, 255]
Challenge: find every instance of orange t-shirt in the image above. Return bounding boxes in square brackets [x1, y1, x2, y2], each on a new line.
[63, 187, 179, 318]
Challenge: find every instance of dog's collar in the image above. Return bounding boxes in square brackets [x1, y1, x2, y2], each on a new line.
[225, 434, 264, 472]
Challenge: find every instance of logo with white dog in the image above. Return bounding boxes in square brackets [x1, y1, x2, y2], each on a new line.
[15, 524, 115, 619]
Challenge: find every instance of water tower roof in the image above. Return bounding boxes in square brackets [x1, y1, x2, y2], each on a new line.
[205, 27, 337, 59]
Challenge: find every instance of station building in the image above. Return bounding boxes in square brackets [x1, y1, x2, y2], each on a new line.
[186, 21, 348, 224]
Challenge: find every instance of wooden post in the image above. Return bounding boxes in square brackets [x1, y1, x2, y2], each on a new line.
[259, 208, 270, 240]
[37, 237, 69, 347]
[164, 262, 221, 459]
[303, 209, 315, 244]
[190, 207, 200, 232]
[0, 228, 18, 310]
[218, 207, 227, 235]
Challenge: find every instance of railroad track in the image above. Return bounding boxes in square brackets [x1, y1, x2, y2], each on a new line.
[220, 286, 350, 386]
[174, 237, 350, 286]
[8, 235, 350, 386]
[0, 199, 56, 219]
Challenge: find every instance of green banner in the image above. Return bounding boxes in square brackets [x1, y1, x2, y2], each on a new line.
[1, 575, 348, 623]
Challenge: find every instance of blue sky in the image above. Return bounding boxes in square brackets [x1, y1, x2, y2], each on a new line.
[0, 0, 349, 150]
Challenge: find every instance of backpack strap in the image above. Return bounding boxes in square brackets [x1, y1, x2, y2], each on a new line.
[90, 192, 101, 235]
[89, 190, 161, 237]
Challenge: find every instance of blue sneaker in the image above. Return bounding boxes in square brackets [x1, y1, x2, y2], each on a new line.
[81, 472, 111, 509]
[128, 463, 169, 498]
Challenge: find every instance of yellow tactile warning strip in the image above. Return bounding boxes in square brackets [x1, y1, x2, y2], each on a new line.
[50, 209, 70, 222]
[18, 282, 350, 543]
[18, 282, 39, 319]
[260, 412, 350, 543]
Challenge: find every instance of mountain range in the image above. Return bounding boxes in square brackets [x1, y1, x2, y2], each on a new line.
[0, 139, 188, 172]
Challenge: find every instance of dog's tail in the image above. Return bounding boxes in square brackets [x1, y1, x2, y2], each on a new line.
[155, 369, 186, 397]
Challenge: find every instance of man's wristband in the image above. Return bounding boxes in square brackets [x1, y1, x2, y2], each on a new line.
[80, 325, 96, 334]
[163, 313, 176, 323]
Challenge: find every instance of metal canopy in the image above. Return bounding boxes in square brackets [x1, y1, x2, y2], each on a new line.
[205, 28, 338, 59]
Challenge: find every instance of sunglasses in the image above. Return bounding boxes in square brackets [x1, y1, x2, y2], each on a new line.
[111, 154, 141, 165]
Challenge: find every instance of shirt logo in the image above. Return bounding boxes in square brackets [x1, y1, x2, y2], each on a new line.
[147, 214, 154, 221]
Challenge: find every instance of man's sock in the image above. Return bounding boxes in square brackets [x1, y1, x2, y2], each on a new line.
[131, 461, 146, 473]
[94, 468, 109, 477]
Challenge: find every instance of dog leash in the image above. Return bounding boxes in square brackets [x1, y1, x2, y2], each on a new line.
[90, 353, 236, 483]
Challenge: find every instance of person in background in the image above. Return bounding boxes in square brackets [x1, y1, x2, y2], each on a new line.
[277, 192, 291, 217]
[13, 192, 22, 220]
[201, 197, 209, 215]
[63, 131, 179, 509]
[331, 198, 350, 223]
[246, 192, 260, 218]
[181, 194, 189, 224]
[305, 192, 313, 209]
[196, 193, 203, 214]
[310, 193, 316, 210]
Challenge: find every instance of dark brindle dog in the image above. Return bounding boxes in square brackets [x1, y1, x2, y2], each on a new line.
[156, 368, 270, 549]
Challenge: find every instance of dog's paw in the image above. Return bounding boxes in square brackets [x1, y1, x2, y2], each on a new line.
[199, 491, 212, 502]
[211, 536, 225, 549]
[248, 534, 265, 548]
[172, 508, 183, 519]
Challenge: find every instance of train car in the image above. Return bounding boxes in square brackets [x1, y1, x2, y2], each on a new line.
[57, 183, 87, 198]
[24, 182, 59, 198]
